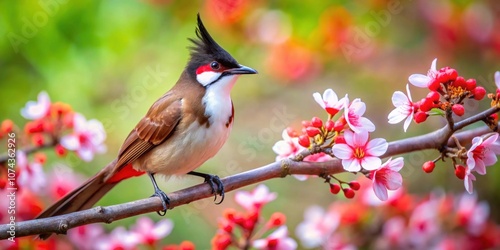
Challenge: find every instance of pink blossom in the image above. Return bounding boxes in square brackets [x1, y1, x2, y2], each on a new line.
[20, 91, 51, 120]
[388, 84, 414, 132]
[95, 227, 140, 250]
[466, 133, 500, 175]
[456, 193, 489, 236]
[68, 224, 106, 250]
[295, 206, 339, 248]
[312, 89, 347, 116]
[48, 165, 84, 201]
[235, 184, 277, 211]
[382, 216, 406, 247]
[272, 129, 304, 161]
[495, 71, 500, 89]
[60, 113, 106, 162]
[408, 198, 441, 246]
[370, 157, 404, 201]
[130, 217, 173, 245]
[253, 226, 297, 250]
[344, 98, 375, 133]
[17, 150, 46, 192]
[408, 58, 438, 88]
[464, 166, 477, 194]
[332, 130, 388, 172]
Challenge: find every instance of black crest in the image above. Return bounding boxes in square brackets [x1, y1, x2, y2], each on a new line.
[187, 14, 239, 73]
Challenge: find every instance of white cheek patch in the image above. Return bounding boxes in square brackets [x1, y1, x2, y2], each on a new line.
[196, 71, 222, 86]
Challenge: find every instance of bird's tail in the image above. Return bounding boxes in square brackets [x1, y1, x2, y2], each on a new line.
[36, 160, 144, 239]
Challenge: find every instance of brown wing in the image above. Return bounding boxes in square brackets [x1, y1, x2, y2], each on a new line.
[111, 93, 183, 175]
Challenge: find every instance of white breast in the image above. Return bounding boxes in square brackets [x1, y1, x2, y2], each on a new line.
[135, 75, 238, 176]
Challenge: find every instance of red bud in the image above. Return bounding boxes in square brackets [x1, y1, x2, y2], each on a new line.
[426, 91, 440, 102]
[298, 135, 310, 148]
[419, 98, 434, 112]
[305, 127, 320, 137]
[348, 181, 360, 191]
[32, 133, 44, 146]
[452, 104, 465, 116]
[55, 144, 66, 157]
[1, 119, 14, 134]
[311, 117, 323, 128]
[343, 188, 355, 199]
[473, 87, 486, 100]
[465, 79, 476, 91]
[329, 183, 341, 194]
[455, 165, 466, 180]
[422, 161, 435, 173]
[267, 212, 286, 228]
[414, 111, 428, 123]
[325, 120, 335, 131]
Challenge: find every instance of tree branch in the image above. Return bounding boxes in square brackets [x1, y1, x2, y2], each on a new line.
[1, 117, 497, 239]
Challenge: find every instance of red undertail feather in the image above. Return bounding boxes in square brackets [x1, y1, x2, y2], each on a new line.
[106, 163, 145, 183]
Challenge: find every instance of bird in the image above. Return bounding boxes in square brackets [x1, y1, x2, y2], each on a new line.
[36, 13, 257, 236]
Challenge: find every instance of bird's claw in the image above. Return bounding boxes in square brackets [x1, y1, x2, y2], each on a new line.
[204, 175, 225, 204]
[151, 189, 170, 216]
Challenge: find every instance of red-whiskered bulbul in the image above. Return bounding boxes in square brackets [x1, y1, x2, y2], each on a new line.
[36, 14, 257, 236]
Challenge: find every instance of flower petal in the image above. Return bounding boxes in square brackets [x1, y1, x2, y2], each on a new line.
[408, 74, 430, 88]
[342, 158, 361, 172]
[373, 180, 389, 201]
[361, 156, 382, 170]
[332, 144, 353, 160]
[495, 71, 500, 89]
[313, 92, 325, 109]
[366, 138, 388, 156]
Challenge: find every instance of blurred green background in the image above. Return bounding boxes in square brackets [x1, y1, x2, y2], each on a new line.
[1, 0, 500, 247]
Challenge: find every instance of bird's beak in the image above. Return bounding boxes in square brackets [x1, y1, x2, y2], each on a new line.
[224, 64, 258, 75]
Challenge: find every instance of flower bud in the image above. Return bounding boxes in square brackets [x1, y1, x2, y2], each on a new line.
[452, 104, 465, 116]
[422, 161, 435, 173]
[311, 117, 323, 128]
[267, 212, 286, 228]
[325, 120, 335, 131]
[343, 188, 355, 199]
[348, 181, 360, 191]
[55, 144, 66, 157]
[414, 111, 428, 123]
[465, 78, 476, 91]
[329, 183, 341, 194]
[1, 119, 14, 135]
[305, 127, 320, 137]
[455, 165, 466, 180]
[426, 91, 440, 102]
[298, 135, 310, 148]
[473, 87, 486, 100]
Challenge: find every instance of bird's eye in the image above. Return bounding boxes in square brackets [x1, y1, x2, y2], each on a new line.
[210, 61, 220, 70]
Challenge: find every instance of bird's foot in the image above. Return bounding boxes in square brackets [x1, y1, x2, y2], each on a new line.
[151, 189, 170, 216]
[188, 171, 225, 204]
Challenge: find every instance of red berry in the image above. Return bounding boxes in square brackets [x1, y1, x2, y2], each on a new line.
[298, 135, 311, 148]
[455, 165, 466, 180]
[311, 117, 323, 128]
[325, 120, 335, 131]
[343, 188, 355, 199]
[465, 79, 476, 91]
[452, 104, 465, 116]
[422, 161, 435, 173]
[414, 111, 428, 123]
[426, 91, 440, 102]
[473, 87, 486, 100]
[349, 181, 360, 191]
[329, 183, 341, 194]
[305, 127, 320, 137]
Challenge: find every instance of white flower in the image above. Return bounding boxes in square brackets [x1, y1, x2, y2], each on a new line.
[21, 91, 51, 120]
[295, 206, 339, 248]
[130, 217, 173, 245]
[17, 150, 47, 192]
[313, 89, 347, 116]
[388, 84, 414, 132]
[408, 58, 438, 88]
[344, 98, 375, 134]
